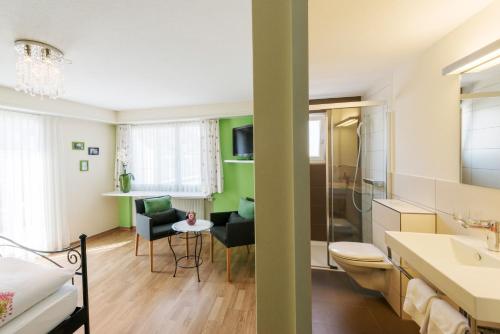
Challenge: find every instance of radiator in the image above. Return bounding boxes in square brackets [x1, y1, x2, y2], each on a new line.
[171, 198, 207, 219]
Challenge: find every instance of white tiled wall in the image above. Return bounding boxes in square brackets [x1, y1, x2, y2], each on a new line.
[360, 106, 388, 243]
[362, 107, 387, 186]
[361, 84, 391, 243]
[391, 173, 491, 240]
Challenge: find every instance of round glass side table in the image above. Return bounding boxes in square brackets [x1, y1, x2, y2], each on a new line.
[169, 219, 213, 282]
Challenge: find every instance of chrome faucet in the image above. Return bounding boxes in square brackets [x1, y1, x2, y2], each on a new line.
[455, 216, 500, 252]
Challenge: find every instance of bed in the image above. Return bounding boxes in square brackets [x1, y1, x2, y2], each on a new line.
[0, 235, 89, 334]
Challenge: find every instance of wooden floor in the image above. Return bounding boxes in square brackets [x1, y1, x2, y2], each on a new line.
[71, 230, 418, 334]
[74, 229, 256, 334]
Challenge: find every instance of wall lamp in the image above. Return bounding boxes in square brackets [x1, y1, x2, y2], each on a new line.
[334, 116, 359, 128]
[443, 39, 500, 75]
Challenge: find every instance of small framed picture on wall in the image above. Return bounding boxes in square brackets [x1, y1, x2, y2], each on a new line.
[80, 160, 89, 172]
[88, 147, 99, 155]
[72, 142, 85, 150]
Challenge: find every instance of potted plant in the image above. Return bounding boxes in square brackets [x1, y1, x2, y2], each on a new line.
[117, 149, 134, 193]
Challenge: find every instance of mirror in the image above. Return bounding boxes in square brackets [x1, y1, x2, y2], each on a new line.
[460, 63, 500, 189]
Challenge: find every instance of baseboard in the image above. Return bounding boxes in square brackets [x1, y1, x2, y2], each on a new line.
[70, 226, 125, 246]
[119, 226, 135, 231]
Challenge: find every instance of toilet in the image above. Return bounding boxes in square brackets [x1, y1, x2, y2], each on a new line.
[329, 241, 394, 292]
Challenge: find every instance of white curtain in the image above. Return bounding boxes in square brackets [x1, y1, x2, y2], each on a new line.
[114, 124, 132, 189]
[126, 120, 223, 195]
[129, 122, 202, 193]
[201, 120, 223, 194]
[0, 110, 68, 251]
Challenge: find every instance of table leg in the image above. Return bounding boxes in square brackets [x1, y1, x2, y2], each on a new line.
[194, 232, 201, 282]
[167, 235, 178, 277]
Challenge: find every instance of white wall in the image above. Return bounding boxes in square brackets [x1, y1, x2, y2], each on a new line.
[59, 118, 118, 241]
[0, 86, 116, 123]
[116, 101, 252, 123]
[376, 1, 500, 238]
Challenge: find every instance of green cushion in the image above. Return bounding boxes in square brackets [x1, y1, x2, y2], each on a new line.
[238, 198, 255, 220]
[150, 209, 178, 226]
[144, 196, 172, 216]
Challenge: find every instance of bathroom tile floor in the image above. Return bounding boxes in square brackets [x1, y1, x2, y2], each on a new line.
[312, 269, 420, 334]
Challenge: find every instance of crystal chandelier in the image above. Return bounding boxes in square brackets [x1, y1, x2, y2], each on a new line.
[14, 40, 66, 99]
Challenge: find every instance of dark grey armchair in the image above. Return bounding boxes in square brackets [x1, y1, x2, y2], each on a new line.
[135, 198, 186, 272]
[210, 202, 255, 282]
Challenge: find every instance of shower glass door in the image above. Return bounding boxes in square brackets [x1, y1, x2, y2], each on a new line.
[325, 104, 388, 268]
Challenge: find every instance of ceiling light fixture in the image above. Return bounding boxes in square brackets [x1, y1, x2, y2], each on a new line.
[14, 39, 67, 99]
[335, 116, 359, 128]
[443, 39, 500, 75]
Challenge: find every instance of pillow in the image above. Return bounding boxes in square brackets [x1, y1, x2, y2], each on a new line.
[150, 208, 178, 226]
[238, 198, 255, 220]
[228, 212, 245, 223]
[144, 196, 172, 216]
[0, 257, 74, 327]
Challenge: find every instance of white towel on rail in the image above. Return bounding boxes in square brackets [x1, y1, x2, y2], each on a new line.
[421, 299, 470, 334]
[403, 278, 437, 327]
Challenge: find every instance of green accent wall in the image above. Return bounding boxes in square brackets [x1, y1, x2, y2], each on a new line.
[118, 197, 132, 228]
[213, 116, 255, 212]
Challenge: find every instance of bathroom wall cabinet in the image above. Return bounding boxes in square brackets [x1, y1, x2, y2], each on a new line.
[371, 199, 436, 317]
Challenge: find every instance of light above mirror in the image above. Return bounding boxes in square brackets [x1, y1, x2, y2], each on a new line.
[443, 39, 500, 75]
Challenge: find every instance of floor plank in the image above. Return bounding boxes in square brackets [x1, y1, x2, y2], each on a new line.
[70, 230, 418, 333]
[74, 229, 255, 334]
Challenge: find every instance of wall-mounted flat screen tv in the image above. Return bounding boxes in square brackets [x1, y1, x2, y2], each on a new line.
[233, 125, 253, 158]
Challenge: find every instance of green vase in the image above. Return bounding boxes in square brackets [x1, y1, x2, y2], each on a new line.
[119, 173, 134, 193]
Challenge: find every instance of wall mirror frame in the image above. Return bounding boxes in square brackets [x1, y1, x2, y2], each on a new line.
[444, 39, 500, 189]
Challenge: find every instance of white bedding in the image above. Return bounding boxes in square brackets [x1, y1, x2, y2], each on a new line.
[0, 257, 74, 327]
[0, 284, 78, 334]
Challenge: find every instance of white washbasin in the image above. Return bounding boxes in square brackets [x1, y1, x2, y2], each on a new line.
[385, 232, 500, 323]
[450, 237, 500, 268]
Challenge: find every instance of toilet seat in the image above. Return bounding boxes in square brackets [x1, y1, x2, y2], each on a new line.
[329, 242, 386, 262]
[328, 242, 393, 291]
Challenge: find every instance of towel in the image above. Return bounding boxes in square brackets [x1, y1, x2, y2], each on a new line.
[421, 299, 470, 334]
[403, 278, 437, 327]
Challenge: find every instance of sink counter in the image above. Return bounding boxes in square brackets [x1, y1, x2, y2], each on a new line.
[385, 231, 500, 323]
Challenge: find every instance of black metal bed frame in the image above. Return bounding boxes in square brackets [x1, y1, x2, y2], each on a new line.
[0, 234, 89, 334]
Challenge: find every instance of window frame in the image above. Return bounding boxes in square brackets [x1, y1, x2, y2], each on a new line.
[309, 112, 326, 163]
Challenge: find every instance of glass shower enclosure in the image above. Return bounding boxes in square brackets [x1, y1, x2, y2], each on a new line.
[310, 102, 388, 269]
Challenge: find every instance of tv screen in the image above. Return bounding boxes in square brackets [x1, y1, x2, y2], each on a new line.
[233, 125, 253, 157]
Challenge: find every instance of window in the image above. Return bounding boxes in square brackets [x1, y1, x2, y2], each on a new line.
[129, 122, 203, 192]
[309, 113, 325, 162]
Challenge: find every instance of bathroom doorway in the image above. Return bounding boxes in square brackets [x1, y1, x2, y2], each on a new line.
[309, 101, 388, 269]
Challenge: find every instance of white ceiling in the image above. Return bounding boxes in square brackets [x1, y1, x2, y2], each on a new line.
[0, 0, 493, 110]
[308, 0, 493, 99]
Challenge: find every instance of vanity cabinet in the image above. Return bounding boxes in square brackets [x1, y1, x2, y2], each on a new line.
[372, 199, 436, 317]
